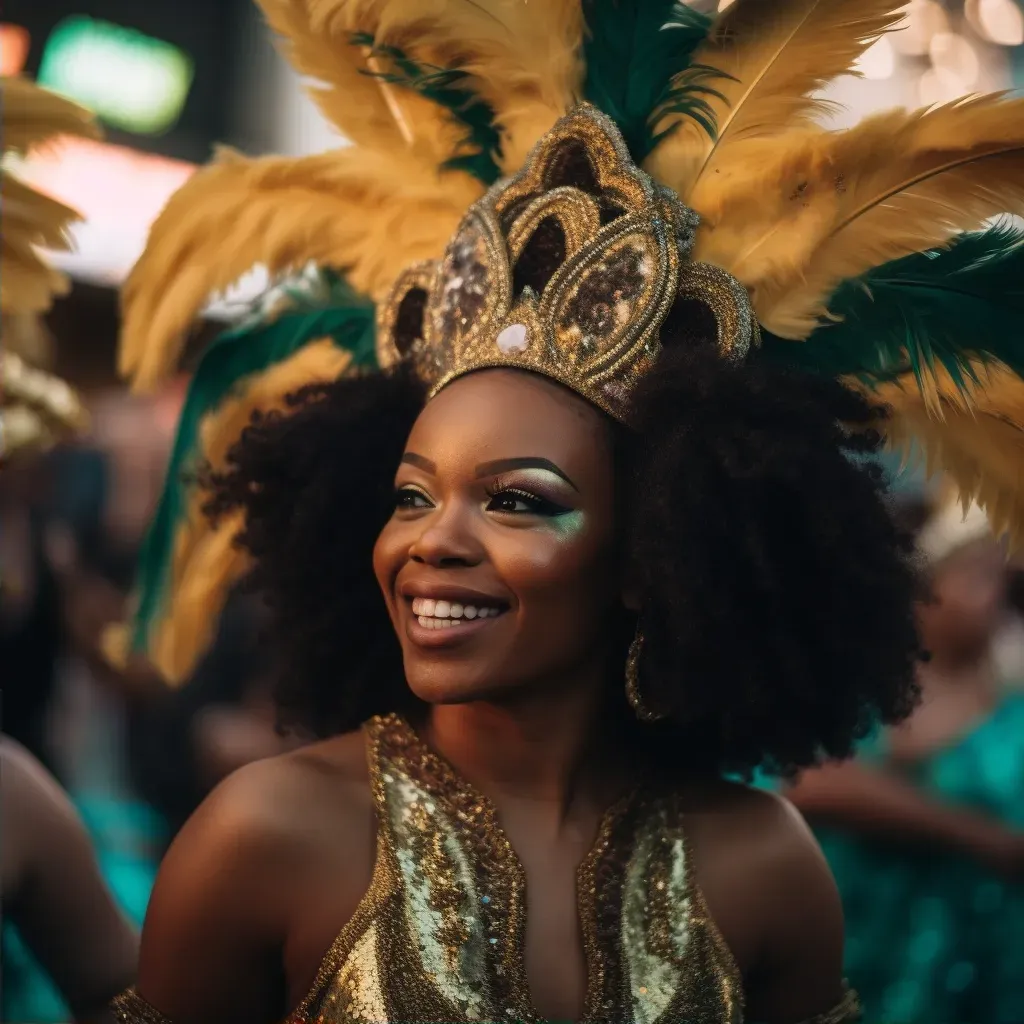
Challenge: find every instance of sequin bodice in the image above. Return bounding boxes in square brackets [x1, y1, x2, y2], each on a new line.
[288, 713, 742, 1024]
[112, 711, 867, 1024]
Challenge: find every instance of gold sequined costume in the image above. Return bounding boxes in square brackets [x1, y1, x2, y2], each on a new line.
[115, 714, 861, 1024]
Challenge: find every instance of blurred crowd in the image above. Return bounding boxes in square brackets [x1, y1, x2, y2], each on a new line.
[1, 380, 295, 1021]
[3, 376, 1024, 1022]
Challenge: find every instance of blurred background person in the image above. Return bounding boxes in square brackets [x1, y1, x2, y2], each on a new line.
[787, 491, 1024, 1024]
[1, 456, 63, 773]
[1, 737, 137, 1024]
[1, 73, 137, 1024]
[126, 587, 300, 853]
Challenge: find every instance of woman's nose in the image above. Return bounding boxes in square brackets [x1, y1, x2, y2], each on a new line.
[408, 504, 483, 568]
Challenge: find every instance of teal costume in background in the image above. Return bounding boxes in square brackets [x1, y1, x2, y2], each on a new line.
[815, 694, 1024, 1024]
[0, 797, 162, 1024]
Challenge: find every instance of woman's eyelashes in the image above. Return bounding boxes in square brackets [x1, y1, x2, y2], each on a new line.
[484, 479, 573, 517]
[394, 486, 433, 511]
[393, 481, 573, 518]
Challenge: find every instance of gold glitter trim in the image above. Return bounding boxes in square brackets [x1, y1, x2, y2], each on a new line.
[287, 720, 396, 1023]
[376, 104, 756, 425]
[682, 818, 745, 1024]
[110, 989, 174, 1024]
[505, 187, 602, 262]
[368, 712, 535, 1021]
[112, 716, 747, 1024]
[374, 260, 436, 370]
[675, 263, 759, 363]
[292, 714, 743, 1023]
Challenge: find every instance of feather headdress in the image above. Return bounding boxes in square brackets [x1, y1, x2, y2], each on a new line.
[118, 0, 1024, 683]
[1, 77, 98, 459]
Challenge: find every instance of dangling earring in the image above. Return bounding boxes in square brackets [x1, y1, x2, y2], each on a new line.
[625, 625, 665, 722]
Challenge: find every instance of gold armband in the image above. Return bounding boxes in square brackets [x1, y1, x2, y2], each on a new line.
[111, 989, 175, 1024]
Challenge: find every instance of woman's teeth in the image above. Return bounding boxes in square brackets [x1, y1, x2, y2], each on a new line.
[411, 597, 502, 629]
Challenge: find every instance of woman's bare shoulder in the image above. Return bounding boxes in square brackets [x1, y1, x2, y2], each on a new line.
[134, 729, 375, 1024]
[680, 778, 846, 1019]
[186, 728, 370, 839]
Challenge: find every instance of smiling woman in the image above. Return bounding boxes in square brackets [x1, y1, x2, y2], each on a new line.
[107, 1, 1024, 1023]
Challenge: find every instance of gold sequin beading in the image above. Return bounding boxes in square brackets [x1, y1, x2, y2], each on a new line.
[375, 106, 759, 425]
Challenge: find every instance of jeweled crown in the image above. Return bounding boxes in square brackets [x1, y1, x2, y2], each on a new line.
[376, 105, 758, 423]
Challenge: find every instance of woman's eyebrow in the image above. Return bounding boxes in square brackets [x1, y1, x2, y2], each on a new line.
[474, 457, 578, 492]
[400, 452, 436, 473]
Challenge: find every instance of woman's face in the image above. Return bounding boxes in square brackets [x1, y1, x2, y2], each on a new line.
[373, 369, 620, 705]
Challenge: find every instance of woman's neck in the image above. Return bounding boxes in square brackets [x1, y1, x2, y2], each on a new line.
[422, 671, 634, 832]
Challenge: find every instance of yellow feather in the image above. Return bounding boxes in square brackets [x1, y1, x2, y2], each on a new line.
[854, 364, 1024, 551]
[323, 0, 584, 172]
[255, 0, 404, 149]
[1, 77, 99, 316]
[256, 0, 473, 164]
[151, 509, 250, 684]
[146, 340, 353, 684]
[646, 0, 902, 197]
[690, 96, 1024, 338]
[120, 145, 482, 391]
[2, 76, 100, 153]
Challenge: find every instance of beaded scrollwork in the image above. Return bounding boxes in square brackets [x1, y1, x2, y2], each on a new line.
[376, 104, 759, 424]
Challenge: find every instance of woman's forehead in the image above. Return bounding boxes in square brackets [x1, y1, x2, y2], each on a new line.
[405, 370, 613, 477]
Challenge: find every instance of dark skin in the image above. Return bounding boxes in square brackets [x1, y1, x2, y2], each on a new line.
[1, 736, 137, 1023]
[135, 370, 846, 1024]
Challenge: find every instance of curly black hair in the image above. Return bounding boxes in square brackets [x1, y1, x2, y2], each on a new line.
[204, 367, 424, 736]
[205, 342, 921, 777]
[623, 344, 921, 777]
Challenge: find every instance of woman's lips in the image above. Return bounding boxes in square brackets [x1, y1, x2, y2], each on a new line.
[403, 595, 508, 648]
[411, 596, 503, 624]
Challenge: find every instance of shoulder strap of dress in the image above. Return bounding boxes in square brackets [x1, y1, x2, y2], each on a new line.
[362, 712, 400, 822]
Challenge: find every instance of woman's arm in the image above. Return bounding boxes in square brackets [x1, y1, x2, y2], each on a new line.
[122, 761, 300, 1024]
[1, 738, 138, 1022]
[691, 785, 855, 1024]
[739, 793, 854, 1024]
[786, 761, 1024, 878]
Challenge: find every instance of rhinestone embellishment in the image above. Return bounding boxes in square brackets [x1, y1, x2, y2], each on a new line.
[496, 323, 529, 354]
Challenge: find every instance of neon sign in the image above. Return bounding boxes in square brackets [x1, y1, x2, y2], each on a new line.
[38, 16, 193, 135]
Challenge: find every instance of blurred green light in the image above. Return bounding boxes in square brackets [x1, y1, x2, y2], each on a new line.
[38, 15, 193, 135]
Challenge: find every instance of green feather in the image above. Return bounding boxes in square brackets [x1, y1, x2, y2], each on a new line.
[352, 32, 502, 186]
[581, 0, 728, 162]
[132, 274, 377, 652]
[758, 224, 1024, 398]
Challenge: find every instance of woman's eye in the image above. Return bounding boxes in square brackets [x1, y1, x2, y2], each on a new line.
[486, 489, 568, 516]
[394, 488, 432, 511]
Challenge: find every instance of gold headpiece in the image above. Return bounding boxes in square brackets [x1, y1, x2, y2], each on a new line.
[376, 105, 758, 423]
[111, 0, 1024, 684]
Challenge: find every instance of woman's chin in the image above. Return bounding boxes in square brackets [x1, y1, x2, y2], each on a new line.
[403, 671, 515, 708]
